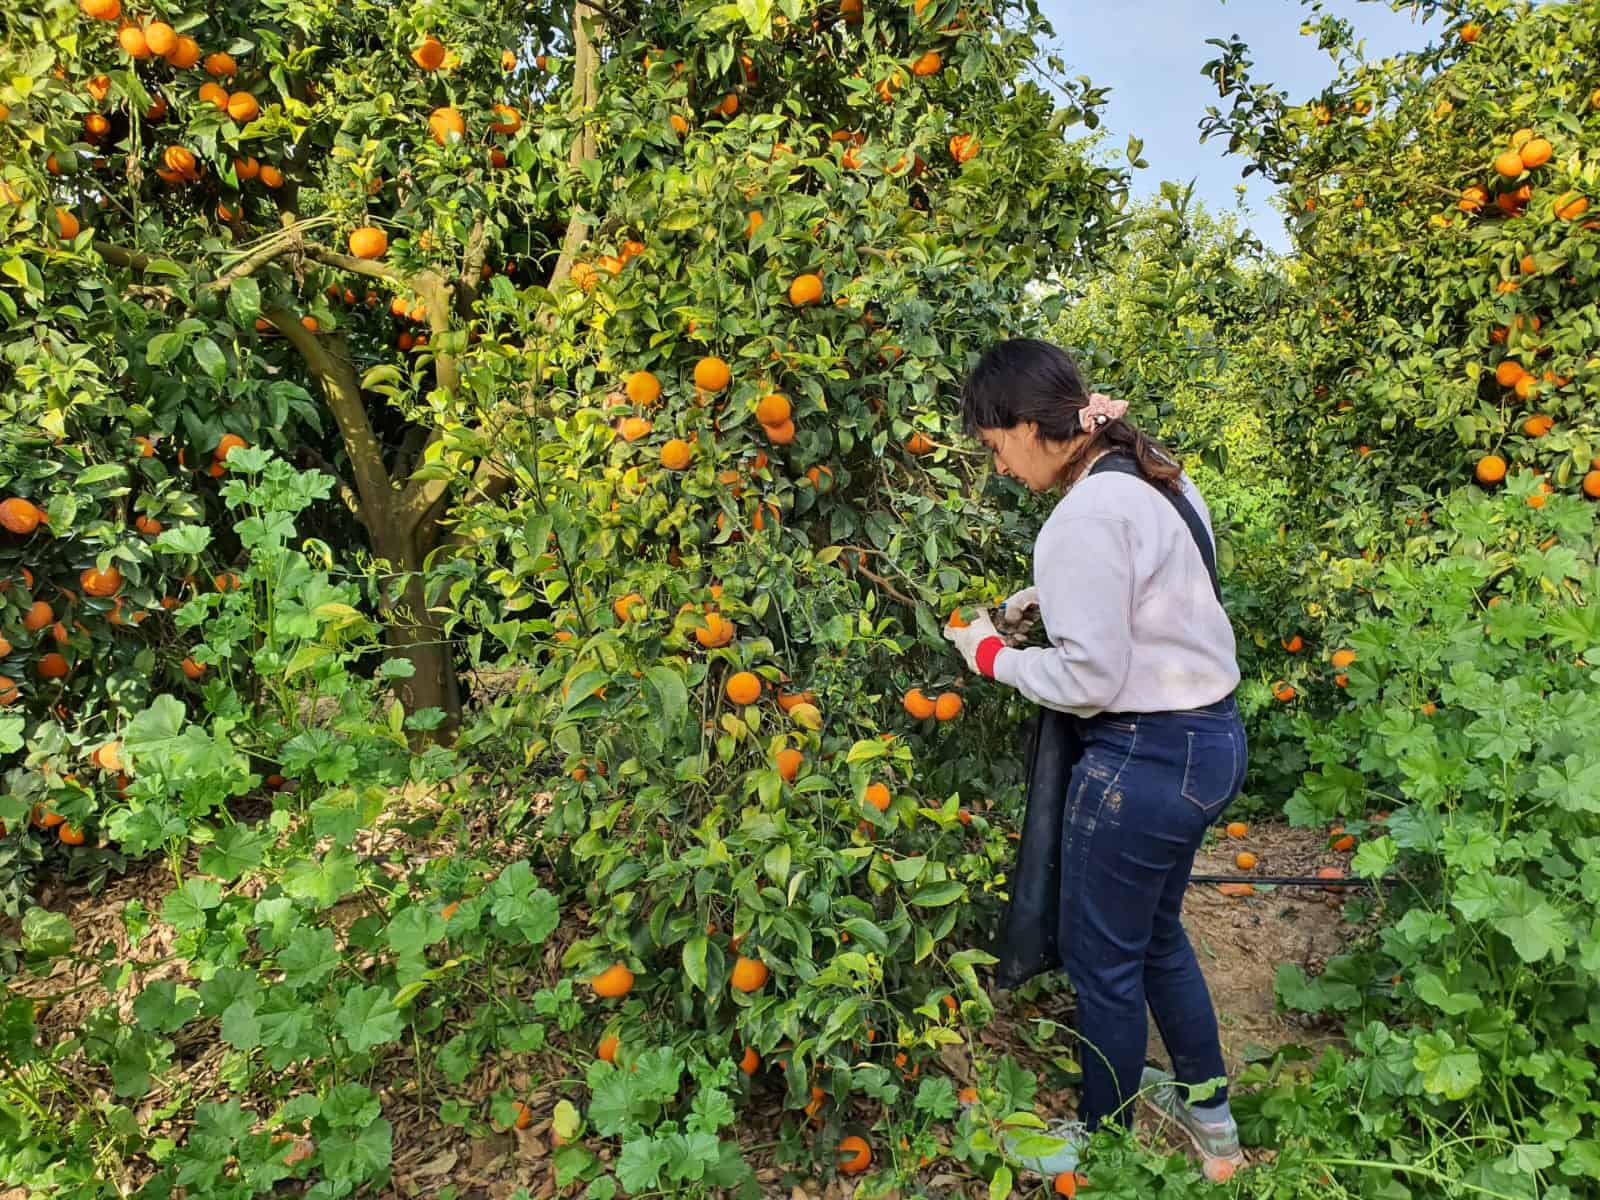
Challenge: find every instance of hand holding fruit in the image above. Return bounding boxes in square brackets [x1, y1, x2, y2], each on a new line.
[944, 607, 1001, 672]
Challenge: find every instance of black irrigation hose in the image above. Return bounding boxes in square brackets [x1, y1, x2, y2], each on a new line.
[1189, 873, 1406, 889]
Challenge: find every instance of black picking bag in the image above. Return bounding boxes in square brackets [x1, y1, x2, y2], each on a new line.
[990, 704, 1081, 990]
[987, 453, 1223, 990]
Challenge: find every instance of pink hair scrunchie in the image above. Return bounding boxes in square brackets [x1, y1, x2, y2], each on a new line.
[1079, 391, 1129, 432]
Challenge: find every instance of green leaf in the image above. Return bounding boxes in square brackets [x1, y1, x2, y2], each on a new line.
[1413, 1031, 1482, 1101]
[644, 666, 688, 733]
[909, 881, 965, 907]
[278, 927, 339, 988]
[1490, 878, 1569, 964]
[75, 463, 127, 489]
[335, 985, 403, 1053]
[146, 331, 186, 366]
[990, 1164, 1014, 1200]
[192, 336, 226, 384]
[846, 738, 887, 764]
[197, 823, 267, 880]
[161, 878, 222, 933]
[683, 934, 708, 992]
[21, 907, 74, 957]
[227, 276, 260, 327]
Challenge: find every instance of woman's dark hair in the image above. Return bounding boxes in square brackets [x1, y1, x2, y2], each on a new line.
[960, 338, 1182, 491]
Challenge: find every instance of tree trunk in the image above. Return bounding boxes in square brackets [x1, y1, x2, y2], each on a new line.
[371, 524, 462, 736]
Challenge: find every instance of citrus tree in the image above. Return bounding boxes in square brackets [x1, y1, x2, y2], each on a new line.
[1, 1, 1150, 1195]
[1186, 3, 1600, 1193]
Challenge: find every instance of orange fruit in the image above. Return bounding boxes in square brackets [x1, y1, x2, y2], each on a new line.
[54, 208, 82, 239]
[694, 356, 731, 392]
[715, 92, 738, 118]
[618, 416, 652, 442]
[23, 601, 54, 633]
[0, 497, 44, 534]
[934, 693, 963, 720]
[739, 1046, 760, 1074]
[428, 107, 466, 145]
[1474, 454, 1507, 485]
[214, 433, 247, 461]
[1522, 414, 1552, 438]
[502, 49, 517, 70]
[1457, 185, 1487, 212]
[1217, 882, 1255, 898]
[118, 24, 151, 58]
[670, 113, 689, 135]
[598, 1033, 620, 1062]
[730, 954, 768, 992]
[744, 210, 763, 238]
[412, 37, 446, 70]
[1054, 1173, 1081, 1197]
[1493, 149, 1525, 178]
[91, 740, 123, 771]
[0, 676, 17, 706]
[625, 370, 661, 406]
[1330, 648, 1356, 669]
[1235, 851, 1257, 870]
[1332, 834, 1357, 853]
[1459, 22, 1479, 41]
[488, 104, 522, 134]
[167, 34, 201, 69]
[348, 226, 387, 259]
[660, 438, 692, 470]
[726, 671, 761, 705]
[80, 566, 122, 597]
[591, 962, 635, 998]
[181, 656, 206, 679]
[1494, 360, 1526, 388]
[1281, 634, 1304, 653]
[1519, 138, 1552, 169]
[837, 1135, 872, 1175]
[58, 823, 86, 846]
[788, 273, 823, 306]
[204, 52, 237, 77]
[511, 1101, 533, 1130]
[1554, 191, 1589, 220]
[80, 0, 120, 17]
[1583, 470, 1600, 499]
[755, 393, 791, 426]
[775, 747, 803, 781]
[1225, 821, 1248, 839]
[903, 688, 936, 719]
[37, 652, 69, 679]
[226, 91, 259, 123]
[865, 782, 891, 812]
[949, 133, 980, 162]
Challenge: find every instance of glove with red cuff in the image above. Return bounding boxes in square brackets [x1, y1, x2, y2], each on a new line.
[943, 608, 1008, 679]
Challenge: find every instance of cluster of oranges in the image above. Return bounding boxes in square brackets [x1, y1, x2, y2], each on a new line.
[901, 687, 962, 721]
[1457, 126, 1588, 222]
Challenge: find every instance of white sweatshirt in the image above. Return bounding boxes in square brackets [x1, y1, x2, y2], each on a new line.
[990, 468, 1241, 716]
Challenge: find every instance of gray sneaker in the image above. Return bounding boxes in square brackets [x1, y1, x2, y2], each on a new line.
[1001, 1116, 1086, 1178]
[960, 1094, 1085, 1177]
[1139, 1068, 1246, 1181]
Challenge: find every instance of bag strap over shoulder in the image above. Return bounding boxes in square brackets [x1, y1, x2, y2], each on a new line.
[1087, 453, 1223, 605]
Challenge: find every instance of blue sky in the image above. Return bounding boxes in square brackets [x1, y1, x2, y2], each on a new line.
[1032, 0, 1445, 251]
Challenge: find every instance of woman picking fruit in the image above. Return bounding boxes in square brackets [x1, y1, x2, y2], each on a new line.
[943, 338, 1246, 1181]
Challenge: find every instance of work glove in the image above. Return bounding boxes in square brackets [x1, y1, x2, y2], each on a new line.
[943, 607, 1002, 674]
[996, 586, 1040, 643]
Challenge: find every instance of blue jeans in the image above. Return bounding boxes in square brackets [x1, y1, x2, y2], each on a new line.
[1058, 696, 1247, 1130]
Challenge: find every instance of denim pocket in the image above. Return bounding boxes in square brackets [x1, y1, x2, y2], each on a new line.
[1179, 725, 1241, 818]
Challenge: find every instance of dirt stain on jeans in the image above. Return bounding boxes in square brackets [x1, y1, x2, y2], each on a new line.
[1102, 788, 1124, 819]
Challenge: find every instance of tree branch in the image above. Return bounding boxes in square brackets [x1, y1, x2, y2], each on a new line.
[544, 0, 604, 310]
[261, 304, 394, 535]
[456, 217, 487, 315]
